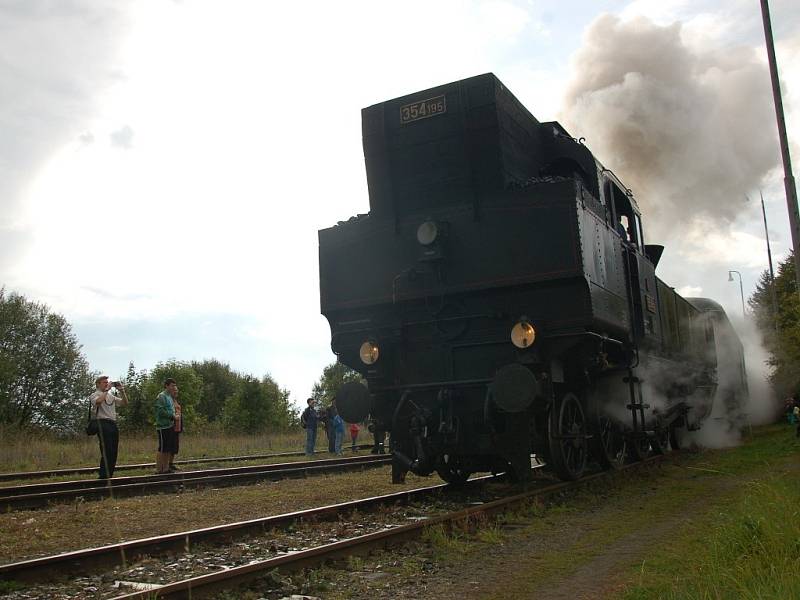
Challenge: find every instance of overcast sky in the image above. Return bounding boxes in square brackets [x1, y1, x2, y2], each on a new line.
[1, 0, 798, 406]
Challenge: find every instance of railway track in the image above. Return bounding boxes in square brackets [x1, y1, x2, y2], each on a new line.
[0, 454, 391, 511]
[0, 445, 377, 483]
[0, 457, 664, 599]
[0, 475, 485, 583]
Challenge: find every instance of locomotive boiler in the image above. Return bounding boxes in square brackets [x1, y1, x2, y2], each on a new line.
[318, 73, 747, 484]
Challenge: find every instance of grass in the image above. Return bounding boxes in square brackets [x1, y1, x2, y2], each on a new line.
[619, 472, 800, 599]
[0, 426, 369, 472]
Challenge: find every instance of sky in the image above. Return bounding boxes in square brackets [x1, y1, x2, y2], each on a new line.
[1, 0, 798, 407]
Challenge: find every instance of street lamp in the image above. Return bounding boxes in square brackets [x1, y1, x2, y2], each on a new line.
[728, 270, 746, 318]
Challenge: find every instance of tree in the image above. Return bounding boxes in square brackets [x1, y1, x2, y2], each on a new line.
[141, 361, 203, 430]
[261, 374, 297, 430]
[119, 362, 149, 432]
[311, 361, 364, 407]
[221, 374, 289, 433]
[0, 288, 95, 431]
[749, 251, 800, 397]
[191, 359, 241, 423]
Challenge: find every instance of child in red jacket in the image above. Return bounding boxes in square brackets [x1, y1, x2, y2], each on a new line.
[349, 422, 360, 452]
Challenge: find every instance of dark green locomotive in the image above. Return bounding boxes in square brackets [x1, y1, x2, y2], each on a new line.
[318, 74, 747, 483]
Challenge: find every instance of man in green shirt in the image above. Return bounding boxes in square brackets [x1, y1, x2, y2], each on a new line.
[155, 378, 178, 474]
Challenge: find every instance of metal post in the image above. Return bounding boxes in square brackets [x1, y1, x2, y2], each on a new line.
[760, 191, 780, 331]
[728, 270, 746, 318]
[760, 0, 800, 296]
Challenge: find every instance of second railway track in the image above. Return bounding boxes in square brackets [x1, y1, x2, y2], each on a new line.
[0, 454, 392, 511]
[0, 445, 378, 483]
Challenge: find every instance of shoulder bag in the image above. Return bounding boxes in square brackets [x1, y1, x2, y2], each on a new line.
[86, 396, 99, 436]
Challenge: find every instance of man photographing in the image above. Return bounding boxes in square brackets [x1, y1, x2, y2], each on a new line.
[90, 375, 128, 479]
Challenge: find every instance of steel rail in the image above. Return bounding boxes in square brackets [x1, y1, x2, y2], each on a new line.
[0, 473, 504, 582]
[109, 456, 664, 600]
[0, 454, 388, 496]
[0, 445, 378, 483]
[0, 455, 392, 511]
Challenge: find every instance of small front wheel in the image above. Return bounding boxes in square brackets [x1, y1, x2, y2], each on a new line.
[436, 454, 471, 485]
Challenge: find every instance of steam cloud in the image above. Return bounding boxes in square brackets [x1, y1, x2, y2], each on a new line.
[560, 14, 783, 446]
[560, 14, 778, 240]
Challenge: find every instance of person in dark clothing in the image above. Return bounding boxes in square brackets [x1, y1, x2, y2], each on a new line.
[89, 375, 128, 479]
[325, 402, 337, 454]
[369, 419, 386, 454]
[794, 397, 800, 438]
[301, 398, 319, 455]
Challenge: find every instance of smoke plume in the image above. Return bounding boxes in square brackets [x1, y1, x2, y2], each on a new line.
[560, 14, 778, 240]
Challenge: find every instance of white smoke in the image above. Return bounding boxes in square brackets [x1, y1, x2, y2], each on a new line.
[560, 14, 778, 241]
[731, 315, 779, 426]
[560, 13, 784, 449]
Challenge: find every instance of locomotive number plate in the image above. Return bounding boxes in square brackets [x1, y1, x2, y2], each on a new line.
[400, 95, 446, 124]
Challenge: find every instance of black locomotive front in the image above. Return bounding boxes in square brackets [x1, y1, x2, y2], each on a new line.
[319, 74, 743, 484]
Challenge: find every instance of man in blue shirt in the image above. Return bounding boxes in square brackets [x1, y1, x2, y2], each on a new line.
[301, 398, 319, 456]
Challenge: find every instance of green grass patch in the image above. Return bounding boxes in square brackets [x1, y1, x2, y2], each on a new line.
[0, 580, 24, 593]
[620, 472, 800, 600]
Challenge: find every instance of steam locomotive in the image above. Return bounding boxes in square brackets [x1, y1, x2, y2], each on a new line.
[318, 74, 747, 483]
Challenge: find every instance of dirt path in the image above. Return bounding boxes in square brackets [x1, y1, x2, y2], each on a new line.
[276, 437, 800, 600]
[365, 464, 728, 600]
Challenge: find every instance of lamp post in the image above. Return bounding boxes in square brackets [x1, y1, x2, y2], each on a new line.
[728, 270, 746, 318]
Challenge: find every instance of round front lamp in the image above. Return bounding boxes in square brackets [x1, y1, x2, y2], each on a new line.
[511, 321, 536, 349]
[416, 221, 439, 246]
[359, 340, 380, 365]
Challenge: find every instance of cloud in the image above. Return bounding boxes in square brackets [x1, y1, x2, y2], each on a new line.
[110, 125, 134, 149]
[0, 0, 131, 256]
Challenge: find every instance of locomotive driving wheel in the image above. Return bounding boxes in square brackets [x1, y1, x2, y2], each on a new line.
[547, 392, 588, 481]
[594, 414, 627, 470]
[436, 454, 471, 485]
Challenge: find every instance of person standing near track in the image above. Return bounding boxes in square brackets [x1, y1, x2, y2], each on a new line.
[332, 399, 345, 455]
[349, 421, 360, 452]
[170, 388, 182, 472]
[324, 401, 337, 454]
[154, 378, 179, 474]
[301, 397, 319, 456]
[90, 375, 128, 479]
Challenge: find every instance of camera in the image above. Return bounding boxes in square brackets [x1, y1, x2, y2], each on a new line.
[111, 381, 122, 387]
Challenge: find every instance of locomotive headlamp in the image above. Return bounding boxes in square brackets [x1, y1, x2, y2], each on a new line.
[359, 340, 380, 365]
[511, 321, 536, 349]
[416, 221, 439, 246]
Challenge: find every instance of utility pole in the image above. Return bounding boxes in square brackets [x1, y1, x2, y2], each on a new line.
[760, 0, 800, 297]
[760, 191, 780, 332]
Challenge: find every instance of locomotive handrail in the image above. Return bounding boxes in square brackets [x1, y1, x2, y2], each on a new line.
[544, 331, 625, 346]
[372, 378, 492, 393]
